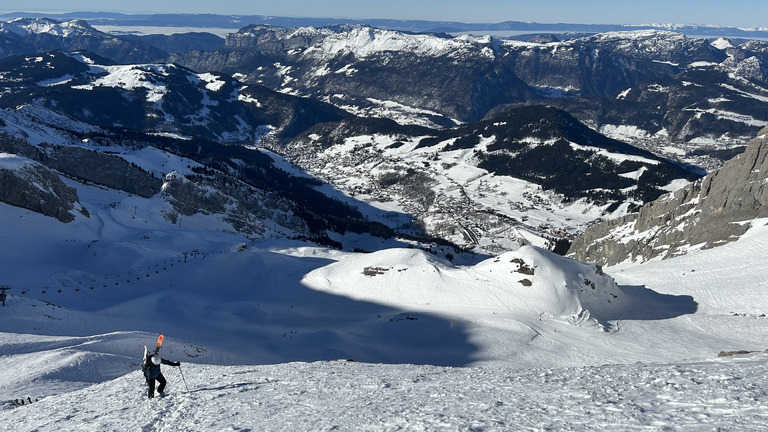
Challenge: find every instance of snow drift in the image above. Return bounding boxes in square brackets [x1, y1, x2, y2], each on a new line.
[305, 246, 628, 329]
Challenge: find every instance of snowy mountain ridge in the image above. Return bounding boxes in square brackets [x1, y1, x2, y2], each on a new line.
[0, 49, 348, 144]
[171, 22, 768, 169]
[4, 11, 768, 39]
[0, 16, 766, 167]
[2, 17, 93, 37]
[235, 24, 495, 60]
[0, 17, 167, 64]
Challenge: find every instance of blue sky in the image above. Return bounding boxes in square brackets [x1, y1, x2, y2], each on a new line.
[1, 1, 767, 28]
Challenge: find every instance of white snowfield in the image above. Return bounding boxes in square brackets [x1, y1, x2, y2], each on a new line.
[2, 186, 768, 429]
[3, 358, 768, 431]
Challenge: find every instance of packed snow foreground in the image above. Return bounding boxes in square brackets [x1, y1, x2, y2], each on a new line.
[2, 197, 768, 429]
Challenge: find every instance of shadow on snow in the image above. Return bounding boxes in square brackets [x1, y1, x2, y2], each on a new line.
[615, 284, 698, 320]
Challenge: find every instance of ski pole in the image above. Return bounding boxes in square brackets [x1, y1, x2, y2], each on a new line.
[178, 363, 190, 393]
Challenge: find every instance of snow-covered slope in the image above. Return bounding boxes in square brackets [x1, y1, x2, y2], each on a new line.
[2, 216, 768, 428]
[3, 356, 768, 430]
[304, 246, 626, 328]
[2, 184, 768, 425]
[0, 19, 767, 429]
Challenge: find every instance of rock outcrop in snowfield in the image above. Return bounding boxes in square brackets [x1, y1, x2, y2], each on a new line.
[569, 126, 768, 265]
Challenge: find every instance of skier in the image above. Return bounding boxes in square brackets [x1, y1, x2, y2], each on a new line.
[142, 353, 181, 398]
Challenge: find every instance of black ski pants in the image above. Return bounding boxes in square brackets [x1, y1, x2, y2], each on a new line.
[146, 373, 166, 398]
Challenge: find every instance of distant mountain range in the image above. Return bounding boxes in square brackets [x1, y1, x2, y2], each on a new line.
[0, 15, 766, 255]
[1, 11, 767, 40]
[168, 24, 768, 171]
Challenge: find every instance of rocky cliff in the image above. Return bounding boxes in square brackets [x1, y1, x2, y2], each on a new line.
[0, 134, 162, 199]
[568, 126, 768, 265]
[0, 155, 80, 223]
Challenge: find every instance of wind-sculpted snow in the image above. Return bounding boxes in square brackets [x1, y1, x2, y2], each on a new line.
[304, 246, 627, 328]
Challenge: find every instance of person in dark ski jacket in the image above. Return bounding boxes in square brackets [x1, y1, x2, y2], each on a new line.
[142, 353, 180, 398]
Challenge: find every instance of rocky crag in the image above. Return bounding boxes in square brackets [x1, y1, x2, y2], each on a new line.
[568, 126, 768, 266]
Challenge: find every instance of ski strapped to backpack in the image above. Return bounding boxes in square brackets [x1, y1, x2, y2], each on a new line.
[154, 334, 164, 354]
[142, 334, 165, 367]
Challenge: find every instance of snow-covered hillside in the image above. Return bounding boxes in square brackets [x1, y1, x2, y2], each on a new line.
[2, 181, 768, 428]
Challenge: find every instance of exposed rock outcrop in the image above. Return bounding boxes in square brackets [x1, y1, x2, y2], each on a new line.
[43, 145, 163, 198]
[0, 156, 79, 222]
[568, 126, 768, 265]
[0, 134, 163, 198]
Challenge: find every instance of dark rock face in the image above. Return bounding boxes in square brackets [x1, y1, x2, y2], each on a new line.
[121, 33, 225, 55]
[502, 31, 725, 98]
[0, 133, 164, 223]
[0, 158, 79, 223]
[0, 133, 162, 198]
[160, 171, 303, 238]
[568, 126, 768, 265]
[43, 145, 163, 198]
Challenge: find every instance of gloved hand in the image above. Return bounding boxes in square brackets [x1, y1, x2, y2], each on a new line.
[173, 361, 181, 367]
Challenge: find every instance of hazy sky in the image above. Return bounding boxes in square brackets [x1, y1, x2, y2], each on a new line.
[1, 1, 767, 28]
